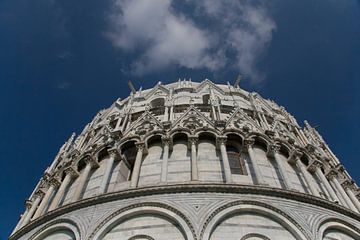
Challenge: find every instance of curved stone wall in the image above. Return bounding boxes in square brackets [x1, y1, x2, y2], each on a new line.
[10, 79, 360, 240]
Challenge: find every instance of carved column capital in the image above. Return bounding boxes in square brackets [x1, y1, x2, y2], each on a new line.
[307, 159, 323, 173]
[33, 189, 45, 199]
[108, 148, 121, 160]
[243, 138, 255, 148]
[64, 167, 79, 178]
[84, 155, 99, 168]
[267, 143, 280, 157]
[161, 136, 172, 147]
[305, 143, 316, 153]
[25, 200, 32, 210]
[135, 142, 146, 151]
[325, 168, 338, 180]
[48, 178, 61, 188]
[288, 149, 302, 164]
[188, 135, 198, 144]
[216, 136, 227, 147]
[341, 179, 356, 191]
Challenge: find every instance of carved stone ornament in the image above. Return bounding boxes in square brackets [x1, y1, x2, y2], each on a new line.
[64, 167, 79, 178]
[325, 168, 338, 180]
[48, 178, 61, 188]
[161, 136, 172, 147]
[84, 155, 99, 168]
[288, 149, 302, 164]
[135, 142, 146, 151]
[267, 143, 280, 157]
[307, 159, 323, 173]
[33, 189, 45, 199]
[182, 114, 204, 131]
[243, 138, 255, 149]
[108, 148, 120, 160]
[215, 136, 227, 149]
[341, 179, 356, 191]
[188, 135, 198, 148]
[25, 200, 32, 210]
[135, 119, 156, 135]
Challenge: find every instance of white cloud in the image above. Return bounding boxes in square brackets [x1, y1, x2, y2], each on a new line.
[106, 0, 276, 82]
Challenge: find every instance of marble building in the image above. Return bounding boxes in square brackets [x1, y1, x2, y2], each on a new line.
[9, 79, 360, 240]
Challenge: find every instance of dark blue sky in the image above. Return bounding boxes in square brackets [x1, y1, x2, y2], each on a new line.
[1, 0, 360, 238]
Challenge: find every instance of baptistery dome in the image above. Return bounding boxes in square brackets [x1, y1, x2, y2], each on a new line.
[10, 79, 360, 240]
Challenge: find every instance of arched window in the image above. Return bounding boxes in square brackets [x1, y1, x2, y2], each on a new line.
[202, 94, 210, 105]
[150, 98, 165, 115]
[226, 145, 247, 175]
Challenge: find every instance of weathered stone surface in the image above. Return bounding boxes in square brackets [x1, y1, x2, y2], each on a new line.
[10, 80, 360, 240]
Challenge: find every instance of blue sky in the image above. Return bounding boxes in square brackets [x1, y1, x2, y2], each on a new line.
[0, 0, 360, 238]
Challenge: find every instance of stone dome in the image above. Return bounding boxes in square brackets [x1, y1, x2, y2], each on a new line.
[10, 79, 360, 240]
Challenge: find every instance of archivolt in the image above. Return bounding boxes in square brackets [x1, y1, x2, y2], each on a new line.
[317, 217, 360, 240]
[128, 235, 155, 240]
[241, 233, 271, 240]
[29, 218, 80, 240]
[200, 200, 309, 240]
[88, 202, 197, 240]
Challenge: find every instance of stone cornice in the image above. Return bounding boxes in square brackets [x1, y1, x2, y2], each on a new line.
[10, 183, 360, 240]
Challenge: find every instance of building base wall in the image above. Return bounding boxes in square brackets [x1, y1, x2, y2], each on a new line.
[11, 184, 360, 240]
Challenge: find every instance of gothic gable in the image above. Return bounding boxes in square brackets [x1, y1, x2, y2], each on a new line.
[144, 84, 170, 100]
[124, 110, 164, 138]
[225, 107, 263, 132]
[172, 105, 215, 133]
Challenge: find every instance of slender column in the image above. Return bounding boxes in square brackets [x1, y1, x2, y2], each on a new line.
[12, 200, 32, 233]
[342, 180, 360, 212]
[169, 105, 174, 121]
[161, 137, 171, 182]
[327, 170, 358, 212]
[21, 191, 44, 226]
[217, 136, 232, 183]
[289, 151, 320, 197]
[99, 149, 119, 194]
[32, 178, 60, 218]
[164, 105, 169, 121]
[244, 138, 265, 185]
[308, 161, 339, 202]
[268, 144, 293, 190]
[188, 136, 199, 181]
[130, 142, 145, 188]
[121, 113, 129, 132]
[48, 167, 78, 211]
[73, 156, 98, 201]
[115, 115, 123, 130]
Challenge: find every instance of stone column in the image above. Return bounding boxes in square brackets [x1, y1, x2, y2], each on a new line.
[161, 136, 171, 182]
[327, 170, 358, 212]
[32, 178, 60, 219]
[244, 138, 265, 185]
[99, 149, 119, 194]
[73, 156, 98, 201]
[342, 180, 360, 212]
[48, 167, 78, 211]
[12, 200, 32, 233]
[130, 142, 145, 188]
[21, 191, 44, 226]
[217, 136, 232, 183]
[169, 105, 174, 121]
[115, 115, 123, 130]
[121, 113, 129, 132]
[188, 136, 199, 181]
[288, 150, 320, 197]
[308, 160, 339, 202]
[268, 144, 293, 190]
